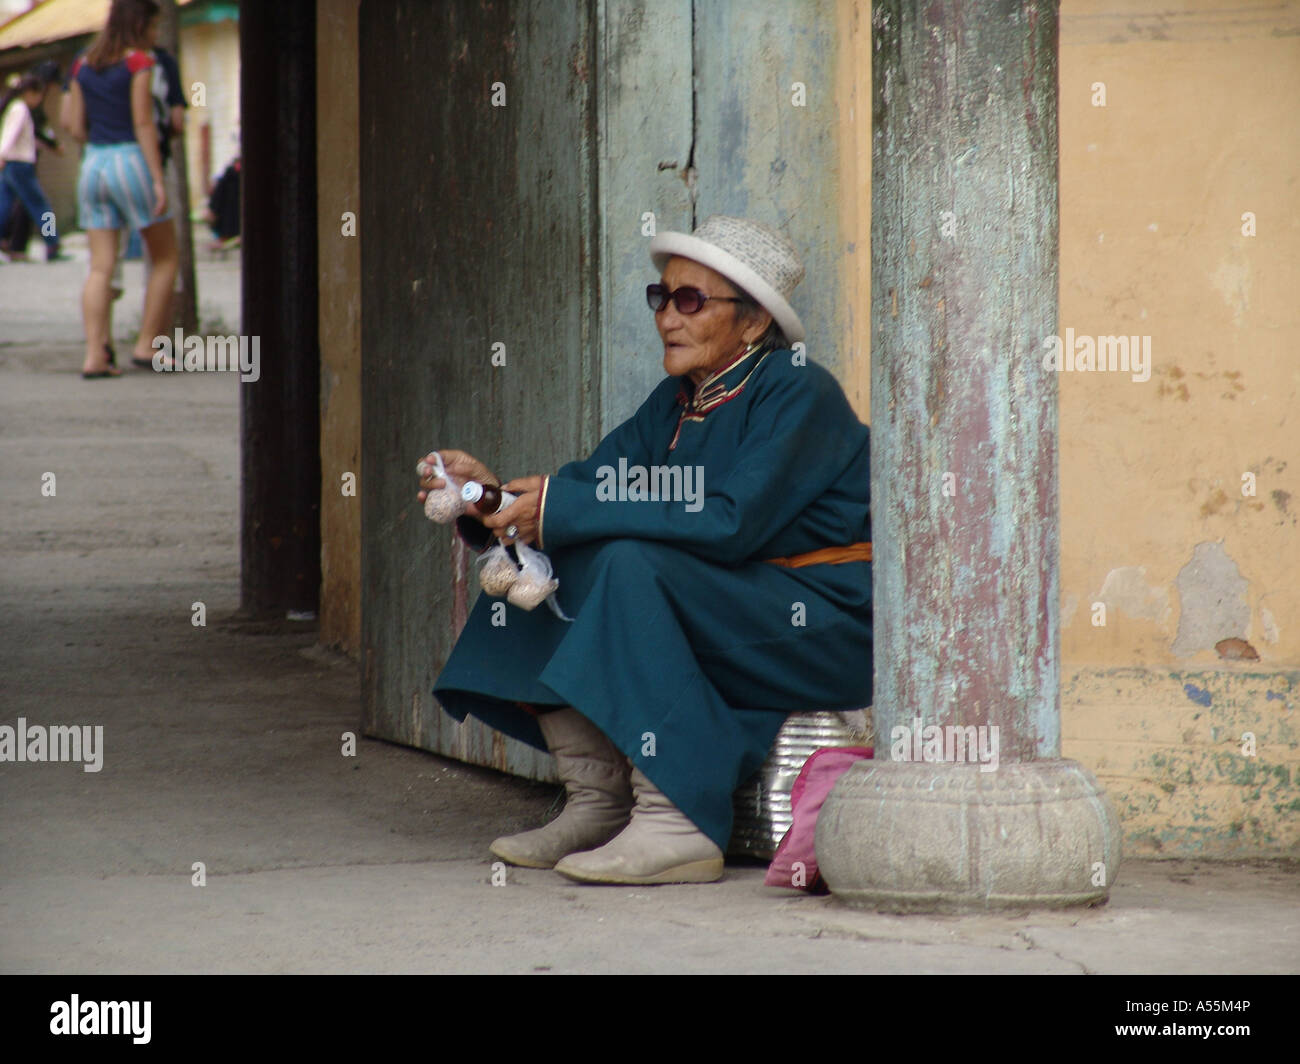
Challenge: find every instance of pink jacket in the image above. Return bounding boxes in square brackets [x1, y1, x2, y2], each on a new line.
[0, 100, 37, 163]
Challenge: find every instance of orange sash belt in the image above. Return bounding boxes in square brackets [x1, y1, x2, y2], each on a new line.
[765, 541, 872, 568]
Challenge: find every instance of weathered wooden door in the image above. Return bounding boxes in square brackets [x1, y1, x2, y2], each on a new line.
[360, 0, 845, 778]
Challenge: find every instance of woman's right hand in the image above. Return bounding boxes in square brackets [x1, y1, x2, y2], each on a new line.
[417, 449, 497, 502]
[152, 179, 166, 216]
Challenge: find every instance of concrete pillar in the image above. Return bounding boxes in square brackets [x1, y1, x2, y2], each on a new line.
[816, 0, 1122, 911]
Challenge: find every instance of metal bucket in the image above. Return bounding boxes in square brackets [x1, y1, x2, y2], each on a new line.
[729, 708, 873, 860]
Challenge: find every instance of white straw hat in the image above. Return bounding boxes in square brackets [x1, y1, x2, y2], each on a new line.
[650, 215, 806, 343]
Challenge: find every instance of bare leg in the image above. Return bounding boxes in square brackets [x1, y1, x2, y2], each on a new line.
[82, 228, 121, 375]
[134, 217, 178, 367]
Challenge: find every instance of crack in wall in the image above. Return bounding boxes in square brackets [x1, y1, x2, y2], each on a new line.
[686, 0, 698, 227]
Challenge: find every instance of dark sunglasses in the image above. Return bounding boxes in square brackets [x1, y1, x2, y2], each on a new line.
[646, 283, 746, 315]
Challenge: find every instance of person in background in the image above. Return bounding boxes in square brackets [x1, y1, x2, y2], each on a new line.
[204, 153, 239, 248]
[61, 0, 177, 379]
[120, 16, 185, 262]
[0, 63, 63, 261]
[104, 22, 186, 363]
[0, 73, 65, 262]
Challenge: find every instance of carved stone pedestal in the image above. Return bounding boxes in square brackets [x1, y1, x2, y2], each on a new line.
[816, 759, 1122, 913]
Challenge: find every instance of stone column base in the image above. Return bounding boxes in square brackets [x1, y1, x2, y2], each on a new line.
[815, 759, 1123, 913]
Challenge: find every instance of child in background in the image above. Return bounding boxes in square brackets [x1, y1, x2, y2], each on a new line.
[0, 74, 65, 262]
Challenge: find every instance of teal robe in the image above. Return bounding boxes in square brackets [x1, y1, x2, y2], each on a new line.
[433, 341, 873, 851]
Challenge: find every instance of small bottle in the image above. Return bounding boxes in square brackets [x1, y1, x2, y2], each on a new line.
[461, 480, 517, 515]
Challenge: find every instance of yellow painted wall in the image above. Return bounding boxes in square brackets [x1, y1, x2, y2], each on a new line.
[836, 0, 871, 417]
[1056, 0, 1298, 856]
[837, 0, 1298, 856]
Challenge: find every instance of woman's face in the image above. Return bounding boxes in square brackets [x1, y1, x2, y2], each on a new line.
[24, 86, 44, 107]
[655, 256, 773, 384]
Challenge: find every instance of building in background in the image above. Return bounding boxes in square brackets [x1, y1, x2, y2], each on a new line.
[0, 0, 239, 230]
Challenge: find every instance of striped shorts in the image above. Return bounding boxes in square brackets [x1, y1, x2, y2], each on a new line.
[77, 142, 171, 231]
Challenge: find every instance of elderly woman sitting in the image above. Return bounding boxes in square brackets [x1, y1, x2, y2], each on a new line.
[421, 216, 872, 885]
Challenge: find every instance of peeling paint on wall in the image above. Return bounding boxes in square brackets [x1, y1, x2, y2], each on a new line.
[1215, 637, 1259, 661]
[1171, 542, 1251, 658]
[1061, 591, 1079, 629]
[1259, 604, 1280, 645]
[1094, 565, 1170, 625]
[1063, 666, 1299, 857]
[1270, 489, 1295, 527]
[1209, 256, 1251, 330]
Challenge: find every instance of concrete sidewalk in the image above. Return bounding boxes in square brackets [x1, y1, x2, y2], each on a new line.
[2, 256, 1298, 974]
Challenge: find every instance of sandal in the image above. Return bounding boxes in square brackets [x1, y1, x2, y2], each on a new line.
[82, 344, 122, 378]
[131, 355, 175, 371]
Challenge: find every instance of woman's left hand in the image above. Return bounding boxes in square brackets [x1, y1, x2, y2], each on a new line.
[483, 476, 544, 545]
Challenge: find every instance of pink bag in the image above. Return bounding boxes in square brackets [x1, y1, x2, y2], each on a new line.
[764, 746, 873, 892]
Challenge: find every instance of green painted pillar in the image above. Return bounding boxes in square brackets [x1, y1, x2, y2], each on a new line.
[817, 0, 1123, 912]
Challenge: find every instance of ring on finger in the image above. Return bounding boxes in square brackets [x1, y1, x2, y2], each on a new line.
[505, 525, 519, 539]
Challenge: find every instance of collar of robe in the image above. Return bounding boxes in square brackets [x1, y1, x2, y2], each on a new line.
[670, 336, 777, 450]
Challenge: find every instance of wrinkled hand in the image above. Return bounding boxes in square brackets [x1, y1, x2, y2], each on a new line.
[416, 449, 497, 503]
[482, 475, 543, 545]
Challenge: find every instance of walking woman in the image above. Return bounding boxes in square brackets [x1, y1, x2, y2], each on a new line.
[60, 0, 177, 379]
[0, 74, 64, 263]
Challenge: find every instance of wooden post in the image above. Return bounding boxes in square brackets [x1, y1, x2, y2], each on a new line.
[870, 0, 1061, 758]
[239, 0, 321, 617]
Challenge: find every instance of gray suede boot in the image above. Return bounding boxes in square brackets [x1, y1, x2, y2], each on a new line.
[553, 765, 724, 884]
[488, 708, 633, 869]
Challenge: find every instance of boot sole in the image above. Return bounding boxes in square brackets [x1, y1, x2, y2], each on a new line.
[489, 817, 633, 870]
[554, 857, 724, 885]
[488, 840, 557, 870]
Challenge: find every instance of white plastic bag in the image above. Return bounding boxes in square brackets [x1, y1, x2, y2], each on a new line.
[476, 542, 520, 596]
[508, 541, 571, 620]
[417, 452, 465, 523]
[416, 451, 571, 621]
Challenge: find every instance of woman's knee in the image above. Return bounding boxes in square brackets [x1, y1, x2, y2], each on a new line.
[589, 538, 680, 572]
[141, 222, 177, 264]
